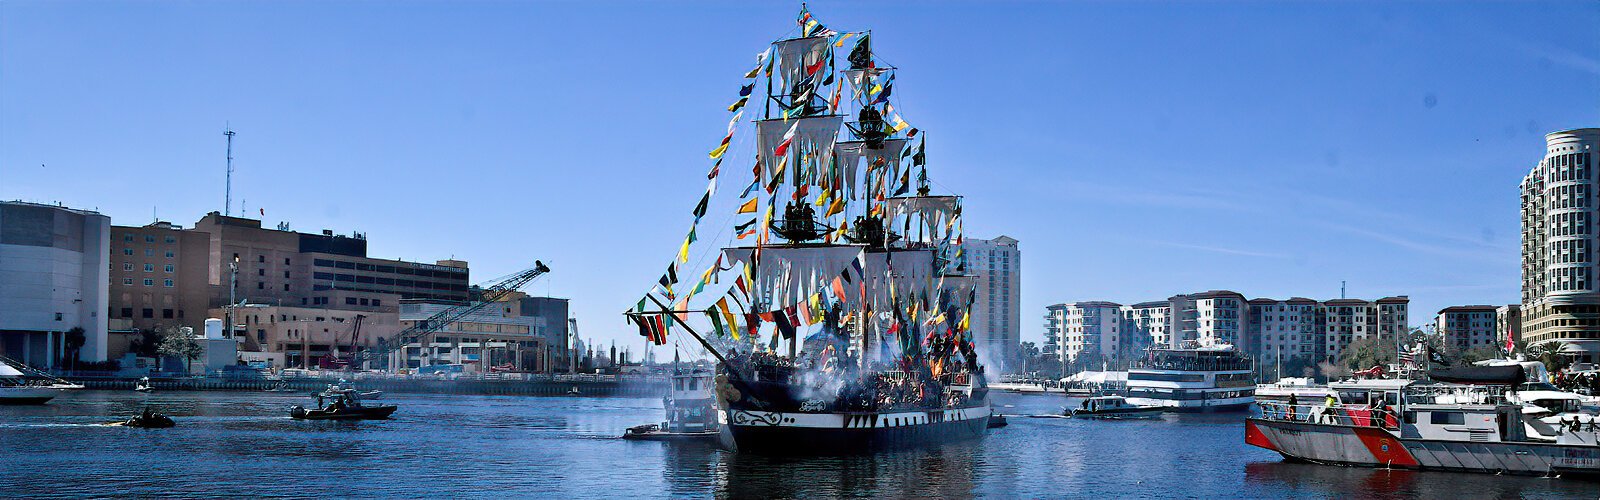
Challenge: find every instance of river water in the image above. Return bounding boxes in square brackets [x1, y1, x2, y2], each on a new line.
[1, 390, 1595, 498]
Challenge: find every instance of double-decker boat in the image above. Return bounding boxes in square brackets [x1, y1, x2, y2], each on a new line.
[1247, 365, 1600, 477]
[1125, 344, 1254, 412]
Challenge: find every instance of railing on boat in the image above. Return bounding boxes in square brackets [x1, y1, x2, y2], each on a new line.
[1257, 401, 1401, 431]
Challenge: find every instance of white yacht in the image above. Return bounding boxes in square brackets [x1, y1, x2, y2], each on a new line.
[0, 360, 77, 405]
[1126, 344, 1254, 412]
[1255, 377, 1332, 402]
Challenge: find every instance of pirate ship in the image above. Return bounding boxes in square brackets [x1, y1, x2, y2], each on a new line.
[627, 8, 989, 454]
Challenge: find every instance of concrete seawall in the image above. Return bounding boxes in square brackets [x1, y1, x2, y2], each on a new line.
[71, 377, 668, 397]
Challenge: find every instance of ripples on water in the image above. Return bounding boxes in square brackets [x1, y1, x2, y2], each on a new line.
[1, 391, 1595, 498]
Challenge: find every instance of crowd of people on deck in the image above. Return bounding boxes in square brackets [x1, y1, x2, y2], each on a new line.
[1554, 370, 1600, 395]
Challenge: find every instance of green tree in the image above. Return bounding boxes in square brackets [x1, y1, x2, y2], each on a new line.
[1339, 337, 1397, 372]
[1532, 341, 1572, 373]
[156, 326, 203, 373]
[1457, 347, 1500, 366]
[62, 327, 86, 370]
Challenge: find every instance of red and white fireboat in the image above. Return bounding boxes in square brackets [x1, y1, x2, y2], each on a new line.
[1246, 365, 1600, 477]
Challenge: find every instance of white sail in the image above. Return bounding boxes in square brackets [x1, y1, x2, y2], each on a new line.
[723, 245, 865, 309]
[756, 116, 844, 185]
[834, 139, 907, 200]
[883, 195, 960, 246]
[774, 36, 832, 90]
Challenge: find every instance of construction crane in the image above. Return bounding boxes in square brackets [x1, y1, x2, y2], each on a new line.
[358, 260, 551, 367]
[318, 314, 366, 370]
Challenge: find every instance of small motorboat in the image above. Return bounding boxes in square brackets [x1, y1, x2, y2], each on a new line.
[115, 408, 175, 428]
[987, 412, 1009, 428]
[566, 386, 581, 396]
[133, 377, 153, 392]
[290, 389, 397, 420]
[1068, 395, 1165, 419]
[316, 380, 381, 400]
[621, 423, 717, 441]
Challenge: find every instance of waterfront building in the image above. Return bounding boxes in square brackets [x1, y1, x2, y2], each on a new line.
[1497, 304, 1522, 350]
[1042, 304, 1064, 362]
[1317, 297, 1409, 363]
[1055, 301, 1123, 365]
[1178, 290, 1248, 348]
[965, 235, 1021, 373]
[1246, 297, 1319, 364]
[1047, 292, 1409, 366]
[395, 299, 551, 372]
[189, 212, 470, 319]
[1437, 305, 1500, 353]
[1520, 128, 1600, 363]
[0, 201, 111, 365]
[1120, 301, 1172, 356]
[216, 304, 402, 369]
[107, 221, 210, 335]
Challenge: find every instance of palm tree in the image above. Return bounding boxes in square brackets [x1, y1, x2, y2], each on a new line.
[1534, 341, 1571, 373]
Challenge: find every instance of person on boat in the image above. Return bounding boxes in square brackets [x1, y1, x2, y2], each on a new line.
[1286, 393, 1299, 421]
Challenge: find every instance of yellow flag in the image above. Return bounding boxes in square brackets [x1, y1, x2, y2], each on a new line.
[737, 198, 759, 213]
[870, 84, 883, 95]
[709, 142, 730, 159]
[959, 310, 970, 330]
[825, 196, 845, 218]
[834, 32, 856, 47]
[716, 298, 740, 341]
[678, 235, 691, 263]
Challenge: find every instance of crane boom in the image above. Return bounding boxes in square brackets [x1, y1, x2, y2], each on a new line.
[361, 260, 551, 362]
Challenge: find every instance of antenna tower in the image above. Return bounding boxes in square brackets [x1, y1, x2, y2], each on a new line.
[224, 127, 237, 216]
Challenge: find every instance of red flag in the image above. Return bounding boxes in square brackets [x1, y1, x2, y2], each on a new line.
[831, 276, 847, 301]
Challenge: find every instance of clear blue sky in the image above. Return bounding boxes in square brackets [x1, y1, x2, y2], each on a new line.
[3, 1, 1597, 353]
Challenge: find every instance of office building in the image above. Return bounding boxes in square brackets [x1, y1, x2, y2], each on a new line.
[107, 221, 211, 334]
[1520, 128, 1600, 363]
[0, 201, 111, 365]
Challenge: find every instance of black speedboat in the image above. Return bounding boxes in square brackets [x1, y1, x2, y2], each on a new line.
[290, 389, 396, 420]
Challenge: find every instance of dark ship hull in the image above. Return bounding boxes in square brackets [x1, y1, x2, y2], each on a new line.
[718, 402, 990, 454]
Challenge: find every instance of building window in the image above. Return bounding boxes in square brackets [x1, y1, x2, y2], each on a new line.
[142, 308, 154, 318]
[164, 279, 174, 287]
[162, 309, 174, 319]
[164, 264, 174, 273]
[144, 264, 154, 272]
[284, 270, 291, 278]
[258, 269, 265, 277]
[258, 255, 266, 263]
[145, 248, 154, 257]
[143, 279, 154, 286]
[346, 297, 358, 305]
[123, 278, 133, 285]
[54, 312, 62, 321]
[285, 258, 291, 265]
[372, 299, 381, 307]
[124, 248, 134, 255]
[257, 282, 264, 290]
[165, 236, 175, 243]
[123, 235, 133, 242]
[123, 263, 133, 271]
[165, 251, 174, 258]
[145, 235, 155, 243]
[283, 283, 290, 291]
[121, 307, 133, 318]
